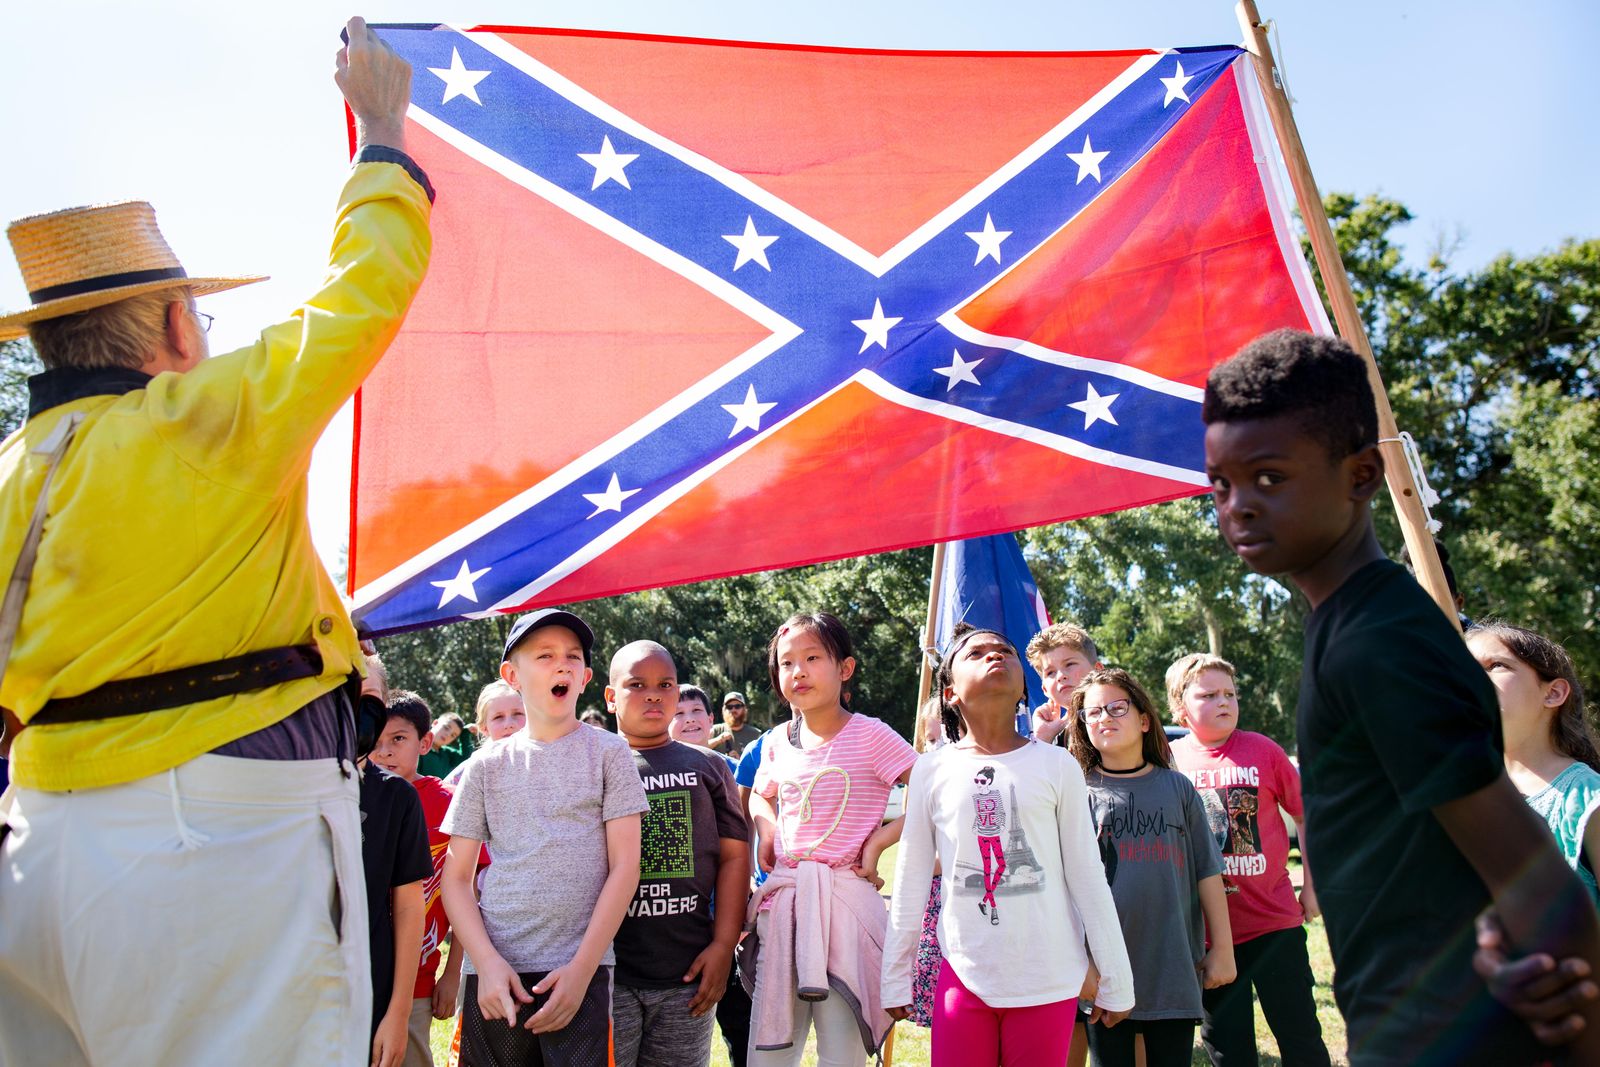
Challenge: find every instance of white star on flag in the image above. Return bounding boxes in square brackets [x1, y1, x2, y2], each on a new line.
[722, 216, 779, 271]
[965, 213, 1012, 265]
[582, 473, 642, 517]
[933, 349, 984, 391]
[1160, 60, 1195, 107]
[1068, 382, 1121, 428]
[1067, 136, 1110, 184]
[430, 559, 491, 608]
[427, 48, 491, 105]
[578, 136, 639, 190]
[721, 384, 778, 436]
[852, 299, 903, 354]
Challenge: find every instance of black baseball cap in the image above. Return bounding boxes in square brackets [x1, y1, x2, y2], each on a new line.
[502, 609, 595, 665]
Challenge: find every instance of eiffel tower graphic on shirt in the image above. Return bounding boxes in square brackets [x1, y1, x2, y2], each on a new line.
[1003, 783, 1041, 875]
[957, 782, 1046, 892]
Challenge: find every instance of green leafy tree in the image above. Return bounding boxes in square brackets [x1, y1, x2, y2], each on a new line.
[0, 339, 42, 438]
[1320, 196, 1600, 706]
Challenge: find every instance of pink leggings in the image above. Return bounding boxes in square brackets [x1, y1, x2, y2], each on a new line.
[931, 960, 1077, 1067]
[978, 835, 1007, 907]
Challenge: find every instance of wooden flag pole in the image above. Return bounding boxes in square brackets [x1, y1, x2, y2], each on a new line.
[916, 541, 949, 711]
[1235, 0, 1460, 630]
[890, 541, 948, 1067]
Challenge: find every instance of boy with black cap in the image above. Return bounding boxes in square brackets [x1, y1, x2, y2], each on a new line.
[440, 609, 649, 1067]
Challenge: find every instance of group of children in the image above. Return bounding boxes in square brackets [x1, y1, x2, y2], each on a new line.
[355, 604, 915, 1067]
[350, 329, 1600, 1067]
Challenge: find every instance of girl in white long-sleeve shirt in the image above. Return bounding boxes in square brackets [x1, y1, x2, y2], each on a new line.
[883, 626, 1134, 1067]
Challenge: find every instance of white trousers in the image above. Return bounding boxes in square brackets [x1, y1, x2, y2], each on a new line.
[747, 912, 868, 1067]
[746, 992, 868, 1067]
[0, 753, 369, 1067]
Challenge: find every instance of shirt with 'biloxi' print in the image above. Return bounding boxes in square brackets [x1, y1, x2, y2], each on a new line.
[1084, 765, 1221, 1021]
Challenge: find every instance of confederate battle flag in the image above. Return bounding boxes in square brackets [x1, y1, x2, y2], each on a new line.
[346, 25, 1329, 636]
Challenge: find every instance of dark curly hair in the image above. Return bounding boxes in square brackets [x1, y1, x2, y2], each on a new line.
[1202, 329, 1378, 460]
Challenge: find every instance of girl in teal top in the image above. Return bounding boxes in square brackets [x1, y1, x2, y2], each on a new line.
[1467, 621, 1600, 902]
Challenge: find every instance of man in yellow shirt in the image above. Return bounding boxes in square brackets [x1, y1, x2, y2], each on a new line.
[0, 19, 432, 1066]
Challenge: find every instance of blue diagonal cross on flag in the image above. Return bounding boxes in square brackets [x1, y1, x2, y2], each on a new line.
[348, 27, 1328, 635]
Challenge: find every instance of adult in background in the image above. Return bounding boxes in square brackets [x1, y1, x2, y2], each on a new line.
[708, 690, 761, 755]
[0, 19, 432, 1066]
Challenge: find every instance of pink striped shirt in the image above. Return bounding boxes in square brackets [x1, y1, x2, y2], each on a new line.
[755, 713, 918, 868]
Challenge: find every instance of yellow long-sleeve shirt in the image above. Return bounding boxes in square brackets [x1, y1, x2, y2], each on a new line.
[1, 161, 432, 791]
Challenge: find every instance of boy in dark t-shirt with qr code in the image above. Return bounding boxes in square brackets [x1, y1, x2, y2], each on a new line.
[1202, 329, 1600, 1066]
[606, 640, 750, 1067]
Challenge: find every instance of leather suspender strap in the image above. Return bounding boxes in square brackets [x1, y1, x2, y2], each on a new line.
[30, 644, 326, 726]
[0, 411, 326, 741]
[0, 412, 84, 752]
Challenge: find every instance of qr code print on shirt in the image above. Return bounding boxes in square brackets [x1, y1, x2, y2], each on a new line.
[641, 789, 694, 879]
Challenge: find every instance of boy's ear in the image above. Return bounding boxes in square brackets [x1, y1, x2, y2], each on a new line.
[603, 683, 617, 711]
[581, 666, 594, 690]
[1348, 443, 1385, 504]
[500, 659, 519, 691]
[839, 656, 857, 681]
[418, 730, 433, 755]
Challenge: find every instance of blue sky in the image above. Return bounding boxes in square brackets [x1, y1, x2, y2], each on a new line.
[2, 0, 1593, 563]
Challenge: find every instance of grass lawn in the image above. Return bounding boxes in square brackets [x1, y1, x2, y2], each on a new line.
[431, 852, 1347, 1067]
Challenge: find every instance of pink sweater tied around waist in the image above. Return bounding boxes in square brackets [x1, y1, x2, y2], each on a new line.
[739, 859, 893, 1056]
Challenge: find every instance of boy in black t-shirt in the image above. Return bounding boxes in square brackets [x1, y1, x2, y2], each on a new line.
[606, 640, 750, 1067]
[1201, 329, 1600, 1066]
[356, 666, 433, 1066]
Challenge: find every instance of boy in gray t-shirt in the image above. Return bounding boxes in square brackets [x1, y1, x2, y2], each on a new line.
[441, 609, 649, 1067]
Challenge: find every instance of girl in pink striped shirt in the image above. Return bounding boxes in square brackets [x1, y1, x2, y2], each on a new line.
[746, 612, 918, 1066]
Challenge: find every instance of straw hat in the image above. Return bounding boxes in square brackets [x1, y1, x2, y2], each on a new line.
[0, 200, 266, 342]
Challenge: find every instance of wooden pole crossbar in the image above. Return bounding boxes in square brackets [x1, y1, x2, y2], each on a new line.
[1235, 0, 1461, 629]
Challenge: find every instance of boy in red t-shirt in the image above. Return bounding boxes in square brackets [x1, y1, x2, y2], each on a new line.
[370, 690, 480, 1067]
[1166, 653, 1331, 1067]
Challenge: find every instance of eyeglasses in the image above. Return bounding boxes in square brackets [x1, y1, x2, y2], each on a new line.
[192, 309, 214, 333]
[1082, 699, 1133, 722]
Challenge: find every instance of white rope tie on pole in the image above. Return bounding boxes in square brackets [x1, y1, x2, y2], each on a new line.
[1380, 432, 1443, 534]
[1266, 19, 1297, 104]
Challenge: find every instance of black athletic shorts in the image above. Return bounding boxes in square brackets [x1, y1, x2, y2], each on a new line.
[461, 966, 613, 1067]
